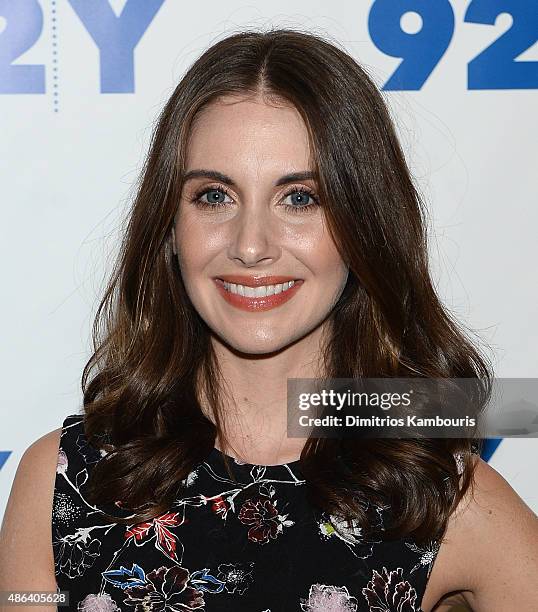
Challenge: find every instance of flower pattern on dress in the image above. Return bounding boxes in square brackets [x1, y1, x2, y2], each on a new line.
[300, 583, 358, 611]
[122, 565, 205, 610]
[125, 511, 188, 562]
[238, 493, 294, 544]
[77, 592, 120, 611]
[53, 526, 102, 579]
[362, 566, 419, 612]
[404, 540, 441, 576]
[317, 498, 385, 560]
[216, 561, 255, 594]
[52, 414, 454, 611]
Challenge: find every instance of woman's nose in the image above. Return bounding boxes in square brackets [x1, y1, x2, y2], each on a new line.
[226, 204, 281, 267]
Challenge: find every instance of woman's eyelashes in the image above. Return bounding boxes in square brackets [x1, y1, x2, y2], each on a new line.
[189, 183, 321, 214]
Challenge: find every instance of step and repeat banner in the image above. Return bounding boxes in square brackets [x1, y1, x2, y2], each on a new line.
[1, 0, 537, 518]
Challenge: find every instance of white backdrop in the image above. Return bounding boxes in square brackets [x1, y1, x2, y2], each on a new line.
[1, 0, 537, 520]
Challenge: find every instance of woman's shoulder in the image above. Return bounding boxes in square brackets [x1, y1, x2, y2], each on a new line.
[2, 418, 68, 523]
[3, 424, 64, 507]
[0, 418, 71, 590]
[421, 455, 538, 611]
[18, 424, 64, 469]
[5, 424, 64, 523]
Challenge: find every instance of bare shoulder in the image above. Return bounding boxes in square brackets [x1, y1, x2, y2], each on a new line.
[0, 427, 62, 593]
[422, 456, 538, 612]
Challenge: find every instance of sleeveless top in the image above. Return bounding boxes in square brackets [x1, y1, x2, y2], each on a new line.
[52, 413, 449, 612]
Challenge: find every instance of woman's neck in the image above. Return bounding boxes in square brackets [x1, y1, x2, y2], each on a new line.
[200, 324, 327, 465]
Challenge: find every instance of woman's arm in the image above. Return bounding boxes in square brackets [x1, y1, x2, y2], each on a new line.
[427, 455, 538, 611]
[460, 456, 538, 610]
[0, 428, 61, 607]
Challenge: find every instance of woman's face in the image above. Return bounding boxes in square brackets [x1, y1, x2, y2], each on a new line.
[172, 95, 349, 354]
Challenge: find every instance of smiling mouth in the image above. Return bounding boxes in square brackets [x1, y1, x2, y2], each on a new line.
[213, 277, 304, 311]
[221, 279, 298, 297]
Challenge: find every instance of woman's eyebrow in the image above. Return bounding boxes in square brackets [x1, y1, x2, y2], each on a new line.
[181, 169, 316, 186]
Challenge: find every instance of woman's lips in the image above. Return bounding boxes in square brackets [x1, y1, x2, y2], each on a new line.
[213, 278, 304, 312]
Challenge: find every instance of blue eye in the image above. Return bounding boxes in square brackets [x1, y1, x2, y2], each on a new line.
[192, 187, 232, 209]
[283, 187, 320, 214]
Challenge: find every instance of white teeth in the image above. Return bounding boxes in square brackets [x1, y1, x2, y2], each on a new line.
[222, 280, 296, 297]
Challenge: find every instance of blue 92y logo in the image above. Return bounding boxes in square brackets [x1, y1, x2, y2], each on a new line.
[0, 0, 165, 94]
[0, 1, 536, 93]
[369, 0, 538, 90]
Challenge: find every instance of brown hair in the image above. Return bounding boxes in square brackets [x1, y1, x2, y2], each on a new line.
[83, 28, 493, 544]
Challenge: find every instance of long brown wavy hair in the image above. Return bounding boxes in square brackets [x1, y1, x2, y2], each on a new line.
[83, 28, 493, 544]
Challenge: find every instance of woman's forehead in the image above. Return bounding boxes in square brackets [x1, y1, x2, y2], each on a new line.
[189, 97, 308, 145]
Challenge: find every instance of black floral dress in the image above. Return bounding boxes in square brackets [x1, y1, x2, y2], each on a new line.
[52, 413, 445, 611]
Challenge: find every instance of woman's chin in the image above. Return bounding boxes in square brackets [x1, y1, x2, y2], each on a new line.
[213, 329, 308, 357]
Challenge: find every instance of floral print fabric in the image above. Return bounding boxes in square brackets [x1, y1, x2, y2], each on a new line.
[52, 414, 442, 611]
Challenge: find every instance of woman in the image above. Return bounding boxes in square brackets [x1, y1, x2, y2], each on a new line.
[1, 28, 537, 611]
